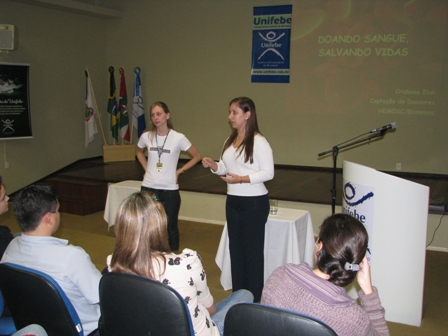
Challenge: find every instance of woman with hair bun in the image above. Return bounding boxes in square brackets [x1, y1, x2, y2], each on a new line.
[261, 213, 390, 336]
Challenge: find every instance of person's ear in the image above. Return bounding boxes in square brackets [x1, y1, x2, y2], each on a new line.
[43, 212, 52, 224]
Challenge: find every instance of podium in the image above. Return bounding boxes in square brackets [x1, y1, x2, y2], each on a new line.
[342, 161, 429, 326]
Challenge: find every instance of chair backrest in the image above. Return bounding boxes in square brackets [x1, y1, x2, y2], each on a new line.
[0, 290, 16, 335]
[99, 272, 194, 336]
[0, 263, 84, 336]
[224, 303, 338, 336]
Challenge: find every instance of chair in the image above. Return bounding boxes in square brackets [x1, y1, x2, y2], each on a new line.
[0, 263, 90, 336]
[98, 272, 194, 336]
[0, 290, 16, 336]
[223, 303, 338, 336]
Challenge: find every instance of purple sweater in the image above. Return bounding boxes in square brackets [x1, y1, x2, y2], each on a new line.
[261, 263, 390, 336]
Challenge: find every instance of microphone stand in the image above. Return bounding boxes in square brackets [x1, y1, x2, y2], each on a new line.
[318, 130, 387, 215]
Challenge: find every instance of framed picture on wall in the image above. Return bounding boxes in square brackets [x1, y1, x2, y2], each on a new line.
[0, 62, 32, 139]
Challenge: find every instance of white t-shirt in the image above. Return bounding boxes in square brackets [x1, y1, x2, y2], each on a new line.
[137, 130, 192, 190]
[213, 134, 274, 196]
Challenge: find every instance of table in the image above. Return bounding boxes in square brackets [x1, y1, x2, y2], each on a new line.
[104, 180, 141, 229]
[215, 208, 315, 291]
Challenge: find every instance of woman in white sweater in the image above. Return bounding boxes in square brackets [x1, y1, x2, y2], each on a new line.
[202, 97, 274, 302]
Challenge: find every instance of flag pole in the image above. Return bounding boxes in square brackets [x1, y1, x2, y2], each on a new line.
[132, 67, 146, 143]
[85, 67, 107, 146]
[108, 66, 118, 145]
[118, 66, 131, 145]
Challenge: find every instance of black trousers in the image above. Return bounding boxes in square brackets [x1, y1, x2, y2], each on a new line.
[226, 194, 269, 302]
[141, 187, 181, 252]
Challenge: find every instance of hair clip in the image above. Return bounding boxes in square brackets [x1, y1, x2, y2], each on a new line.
[344, 262, 360, 272]
[152, 195, 159, 202]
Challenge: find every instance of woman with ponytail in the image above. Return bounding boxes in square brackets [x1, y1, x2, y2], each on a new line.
[261, 213, 390, 336]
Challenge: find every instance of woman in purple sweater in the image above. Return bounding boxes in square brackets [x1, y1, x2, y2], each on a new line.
[261, 213, 389, 336]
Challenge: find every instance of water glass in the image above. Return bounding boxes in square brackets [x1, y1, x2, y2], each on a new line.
[269, 199, 278, 215]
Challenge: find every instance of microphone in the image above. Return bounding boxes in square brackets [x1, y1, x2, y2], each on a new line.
[370, 122, 397, 133]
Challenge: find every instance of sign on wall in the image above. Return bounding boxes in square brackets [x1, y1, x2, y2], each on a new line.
[0, 63, 32, 139]
[251, 5, 292, 83]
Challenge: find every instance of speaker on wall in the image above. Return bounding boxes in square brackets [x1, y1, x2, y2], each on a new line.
[0, 25, 17, 51]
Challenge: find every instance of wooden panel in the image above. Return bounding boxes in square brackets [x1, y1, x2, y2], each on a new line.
[37, 157, 448, 215]
[46, 177, 108, 216]
[103, 145, 135, 163]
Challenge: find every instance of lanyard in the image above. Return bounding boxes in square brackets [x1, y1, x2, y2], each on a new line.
[155, 129, 170, 163]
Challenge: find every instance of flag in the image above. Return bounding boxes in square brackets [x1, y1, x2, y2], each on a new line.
[107, 66, 118, 142]
[85, 70, 98, 147]
[132, 67, 146, 138]
[118, 67, 130, 142]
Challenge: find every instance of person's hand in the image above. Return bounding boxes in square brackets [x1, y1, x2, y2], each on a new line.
[175, 168, 183, 184]
[202, 157, 217, 172]
[202, 157, 213, 168]
[356, 255, 373, 295]
[220, 172, 240, 184]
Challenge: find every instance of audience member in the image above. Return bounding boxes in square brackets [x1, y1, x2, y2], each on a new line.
[0, 176, 13, 258]
[108, 191, 253, 336]
[1, 184, 101, 335]
[261, 213, 390, 336]
[202, 97, 274, 302]
[12, 324, 47, 336]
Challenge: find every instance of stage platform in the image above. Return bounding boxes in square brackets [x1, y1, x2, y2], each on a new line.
[35, 156, 447, 216]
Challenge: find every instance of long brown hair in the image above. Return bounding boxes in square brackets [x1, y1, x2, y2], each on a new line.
[316, 213, 368, 287]
[221, 97, 261, 164]
[111, 192, 171, 279]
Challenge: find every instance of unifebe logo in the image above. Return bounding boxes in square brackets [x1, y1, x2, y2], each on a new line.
[1, 119, 15, 134]
[342, 181, 374, 260]
[251, 5, 292, 83]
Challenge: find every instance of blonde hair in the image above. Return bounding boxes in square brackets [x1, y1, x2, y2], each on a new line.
[111, 192, 171, 279]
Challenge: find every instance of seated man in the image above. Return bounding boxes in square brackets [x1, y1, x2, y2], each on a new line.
[0, 175, 13, 259]
[1, 184, 101, 335]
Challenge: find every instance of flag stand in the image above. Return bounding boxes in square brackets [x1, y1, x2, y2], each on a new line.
[100, 65, 146, 163]
[101, 66, 136, 163]
[102, 144, 135, 163]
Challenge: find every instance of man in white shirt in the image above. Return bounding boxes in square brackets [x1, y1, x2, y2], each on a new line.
[1, 184, 101, 335]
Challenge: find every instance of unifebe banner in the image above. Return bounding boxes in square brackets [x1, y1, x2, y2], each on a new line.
[0, 63, 32, 139]
[251, 5, 292, 83]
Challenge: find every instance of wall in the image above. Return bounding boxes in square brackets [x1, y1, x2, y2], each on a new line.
[0, 0, 110, 193]
[1, 0, 447, 190]
[105, 0, 448, 175]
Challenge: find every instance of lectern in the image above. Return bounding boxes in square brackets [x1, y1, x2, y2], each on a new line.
[343, 161, 428, 327]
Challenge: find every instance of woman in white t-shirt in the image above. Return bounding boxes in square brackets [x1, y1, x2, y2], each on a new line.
[108, 192, 253, 336]
[136, 102, 201, 251]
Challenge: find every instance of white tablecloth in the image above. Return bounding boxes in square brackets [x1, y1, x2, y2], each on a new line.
[215, 208, 315, 291]
[104, 180, 141, 229]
